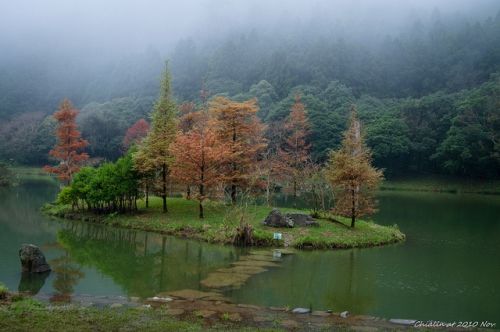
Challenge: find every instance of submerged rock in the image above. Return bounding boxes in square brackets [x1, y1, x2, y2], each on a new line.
[340, 311, 350, 318]
[146, 296, 173, 304]
[231, 260, 279, 268]
[200, 272, 250, 289]
[165, 289, 222, 300]
[166, 308, 185, 316]
[196, 309, 216, 318]
[292, 307, 311, 314]
[19, 244, 51, 273]
[389, 319, 416, 326]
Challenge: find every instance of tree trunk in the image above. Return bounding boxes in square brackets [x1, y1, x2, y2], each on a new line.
[266, 173, 271, 207]
[162, 163, 167, 213]
[199, 201, 204, 219]
[351, 188, 356, 228]
[199, 183, 204, 219]
[186, 185, 191, 200]
[231, 183, 237, 204]
[145, 183, 149, 208]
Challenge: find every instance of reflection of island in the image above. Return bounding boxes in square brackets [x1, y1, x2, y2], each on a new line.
[55, 222, 238, 298]
[228, 249, 376, 313]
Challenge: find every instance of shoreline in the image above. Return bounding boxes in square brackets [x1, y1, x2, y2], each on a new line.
[7, 166, 500, 195]
[42, 197, 405, 250]
[0, 290, 438, 331]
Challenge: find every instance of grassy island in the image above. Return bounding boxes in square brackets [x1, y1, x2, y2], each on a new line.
[44, 196, 405, 250]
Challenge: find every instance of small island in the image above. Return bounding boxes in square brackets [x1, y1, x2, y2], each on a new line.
[44, 197, 404, 249]
[42, 68, 404, 250]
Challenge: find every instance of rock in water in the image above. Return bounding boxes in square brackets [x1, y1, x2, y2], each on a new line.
[292, 307, 311, 314]
[285, 213, 319, 227]
[262, 209, 294, 228]
[19, 244, 51, 273]
[389, 319, 416, 326]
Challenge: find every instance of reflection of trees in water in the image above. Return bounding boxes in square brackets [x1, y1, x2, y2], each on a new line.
[41, 242, 84, 302]
[49, 251, 84, 302]
[0, 182, 59, 236]
[230, 249, 375, 313]
[56, 222, 237, 298]
[294, 249, 375, 313]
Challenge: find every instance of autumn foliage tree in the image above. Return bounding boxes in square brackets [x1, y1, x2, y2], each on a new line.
[123, 119, 149, 150]
[170, 114, 230, 218]
[279, 94, 311, 198]
[44, 99, 88, 184]
[210, 96, 266, 203]
[326, 106, 383, 228]
[178, 102, 199, 133]
[133, 65, 177, 213]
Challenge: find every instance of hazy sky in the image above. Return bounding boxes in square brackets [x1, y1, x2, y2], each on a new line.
[1, 0, 499, 58]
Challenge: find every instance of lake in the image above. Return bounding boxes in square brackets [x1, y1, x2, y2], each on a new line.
[1, 179, 499, 323]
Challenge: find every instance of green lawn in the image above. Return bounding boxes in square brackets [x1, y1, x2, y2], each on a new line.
[44, 197, 405, 249]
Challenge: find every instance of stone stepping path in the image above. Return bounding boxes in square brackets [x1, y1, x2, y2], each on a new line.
[199, 249, 292, 290]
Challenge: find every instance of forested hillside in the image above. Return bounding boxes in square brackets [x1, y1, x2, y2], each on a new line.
[0, 4, 499, 177]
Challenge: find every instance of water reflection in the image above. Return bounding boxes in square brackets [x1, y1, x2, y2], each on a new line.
[18, 271, 50, 294]
[54, 221, 240, 298]
[228, 248, 375, 313]
[2, 181, 500, 322]
[49, 250, 84, 302]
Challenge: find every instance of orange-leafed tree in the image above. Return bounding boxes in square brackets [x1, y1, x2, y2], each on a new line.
[44, 99, 89, 184]
[210, 96, 266, 204]
[170, 115, 230, 218]
[280, 94, 311, 198]
[123, 119, 149, 150]
[177, 101, 203, 199]
[178, 102, 198, 133]
[326, 106, 383, 228]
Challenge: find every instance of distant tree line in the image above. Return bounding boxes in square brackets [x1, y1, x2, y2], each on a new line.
[1, 11, 499, 178]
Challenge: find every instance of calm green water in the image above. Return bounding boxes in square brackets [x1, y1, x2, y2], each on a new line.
[1, 180, 499, 323]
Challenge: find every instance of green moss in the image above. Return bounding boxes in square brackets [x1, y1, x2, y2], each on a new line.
[44, 197, 405, 250]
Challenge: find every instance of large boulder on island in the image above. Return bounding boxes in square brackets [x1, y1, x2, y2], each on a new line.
[263, 209, 319, 228]
[19, 244, 51, 273]
[286, 213, 319, 227]
[262, 209, 294, 228]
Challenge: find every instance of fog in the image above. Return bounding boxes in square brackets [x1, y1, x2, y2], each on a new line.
[1, 0, 499, 175]
[1, 0, 499, 117]
[1, 0, 499, 58]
